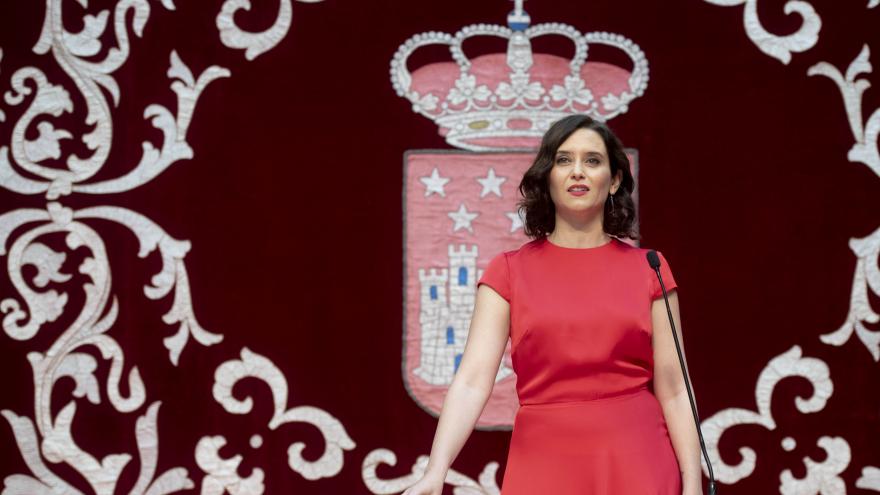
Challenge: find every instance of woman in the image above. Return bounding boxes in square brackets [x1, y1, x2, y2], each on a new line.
[403, 115, 703, 495]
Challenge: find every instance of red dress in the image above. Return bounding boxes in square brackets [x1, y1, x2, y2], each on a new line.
[477, 237, 682, 494]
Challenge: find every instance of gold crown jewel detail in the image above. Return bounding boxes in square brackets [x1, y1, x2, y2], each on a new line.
[390, 6, 649, 151]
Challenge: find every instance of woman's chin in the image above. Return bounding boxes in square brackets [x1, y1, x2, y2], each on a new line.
[558, 204, 601, 217]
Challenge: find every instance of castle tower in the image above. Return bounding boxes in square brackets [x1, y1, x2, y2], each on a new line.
[447, 244, 478, 377]
[415, 268, 454, 384]
[415, 244, 513, 385]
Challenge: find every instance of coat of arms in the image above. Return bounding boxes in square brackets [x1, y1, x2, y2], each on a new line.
[395, 1, 648, 428]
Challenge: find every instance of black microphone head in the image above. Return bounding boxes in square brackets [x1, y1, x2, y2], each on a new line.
[646, 250, 661, 269]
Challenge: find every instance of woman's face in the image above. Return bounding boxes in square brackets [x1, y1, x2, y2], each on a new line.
[547, 128, 621, 216]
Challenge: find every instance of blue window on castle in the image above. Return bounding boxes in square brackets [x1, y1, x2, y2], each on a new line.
[454, 353, 463, 372]
[430, 285, 437, 300]
[446, 326, 454, 345]
[458, 267, 467, 286]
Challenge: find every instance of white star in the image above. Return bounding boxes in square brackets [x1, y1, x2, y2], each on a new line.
[448, 203, 479, 233]
[476, 167, 507, 198]
[419, 167, 450, 197]
[505, 210, 524, 233]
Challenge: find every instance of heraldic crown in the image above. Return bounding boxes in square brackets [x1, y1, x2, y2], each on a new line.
[390, 1, 649, 151]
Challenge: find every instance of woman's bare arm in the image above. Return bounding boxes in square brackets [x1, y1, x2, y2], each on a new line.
[652, 291, 703, 495]
[420, 284, 511, 481]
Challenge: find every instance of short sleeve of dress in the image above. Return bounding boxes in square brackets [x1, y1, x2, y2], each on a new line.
[478, 252, 511, 302]
[650, 251, 678, 300]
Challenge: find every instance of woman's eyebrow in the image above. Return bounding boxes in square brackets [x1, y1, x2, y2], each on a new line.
[556, 150, 605, 157]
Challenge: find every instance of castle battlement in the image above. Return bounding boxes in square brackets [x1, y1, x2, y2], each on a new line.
[418, 268, 449, 283]
[448, 244, 478, 258]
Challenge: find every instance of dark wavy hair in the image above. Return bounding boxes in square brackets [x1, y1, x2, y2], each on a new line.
[517, 115, 639, 240]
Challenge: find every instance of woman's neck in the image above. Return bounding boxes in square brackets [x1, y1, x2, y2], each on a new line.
[547, 214, 609, 248]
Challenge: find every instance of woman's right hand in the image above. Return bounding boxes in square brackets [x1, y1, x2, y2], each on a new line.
[401, 473, 444, 495]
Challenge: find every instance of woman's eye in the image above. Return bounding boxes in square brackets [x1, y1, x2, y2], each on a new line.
[588, 158, 600, 165]
[555, 156, 569, 164]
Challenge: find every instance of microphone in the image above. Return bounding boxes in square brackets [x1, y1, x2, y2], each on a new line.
[646, 250, 717, 495]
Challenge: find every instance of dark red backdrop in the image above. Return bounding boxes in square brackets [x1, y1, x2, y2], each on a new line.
[1, 0, 878, 493]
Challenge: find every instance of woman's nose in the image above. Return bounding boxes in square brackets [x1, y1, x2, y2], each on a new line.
[571, 162, 586, 178]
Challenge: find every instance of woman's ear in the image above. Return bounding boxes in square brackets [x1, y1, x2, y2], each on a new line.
[613, 169, 623, 193]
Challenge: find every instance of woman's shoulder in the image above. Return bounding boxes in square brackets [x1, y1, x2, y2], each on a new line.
[507, 238, 546, 257]
[484, 238, 543, 264]
[611, 239, 674, 274]
[602, 238, 655, 266]
[611, 237, 659, 255]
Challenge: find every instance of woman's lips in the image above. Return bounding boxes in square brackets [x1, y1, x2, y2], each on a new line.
[568, 185, 589, 196]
